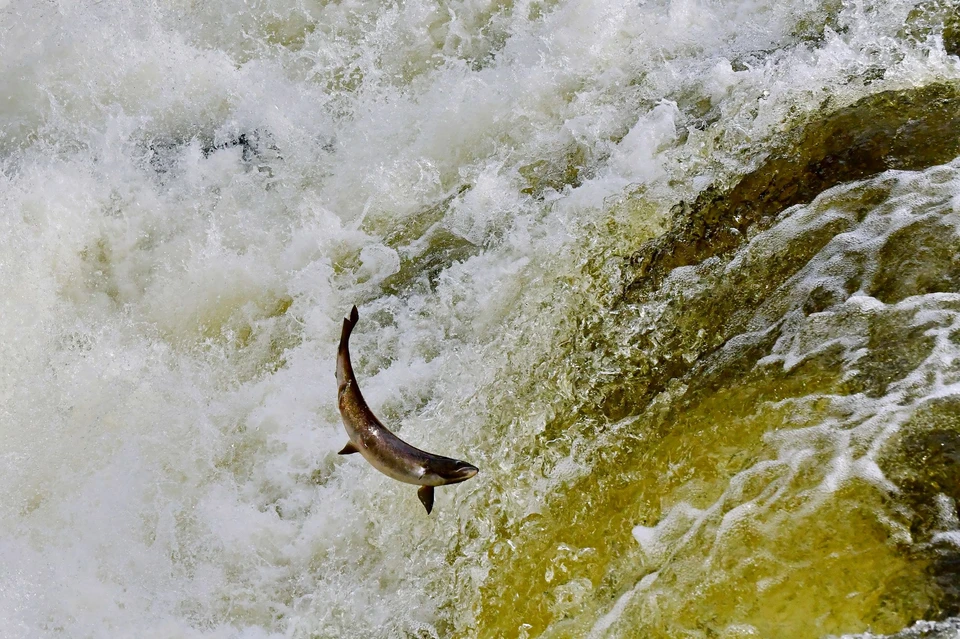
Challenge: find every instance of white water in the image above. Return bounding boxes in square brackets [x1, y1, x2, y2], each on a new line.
[1, 0, 958, 636]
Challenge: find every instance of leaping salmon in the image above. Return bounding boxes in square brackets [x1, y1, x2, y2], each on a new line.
[336, 306, 478, 514]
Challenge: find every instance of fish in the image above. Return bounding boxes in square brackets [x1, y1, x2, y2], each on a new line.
[336, 306, 479, 514]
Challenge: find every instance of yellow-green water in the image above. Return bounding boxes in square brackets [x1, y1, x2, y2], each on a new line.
[471, 90, 960, 636]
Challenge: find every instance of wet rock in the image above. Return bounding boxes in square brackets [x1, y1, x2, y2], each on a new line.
[840, 617, 960, 638]
[626, 82, 960, 297]
[869, 220, 960, 304]
[882, 400, 960, 621]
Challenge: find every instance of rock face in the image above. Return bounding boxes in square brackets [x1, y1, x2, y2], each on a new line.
[477, 83, 960, 638]
[626, 82, 960, 299]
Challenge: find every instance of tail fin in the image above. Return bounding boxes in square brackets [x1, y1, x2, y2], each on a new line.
[340, 305, 359, 349]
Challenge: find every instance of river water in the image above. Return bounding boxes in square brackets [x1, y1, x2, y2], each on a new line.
[1, 0, 959, 637]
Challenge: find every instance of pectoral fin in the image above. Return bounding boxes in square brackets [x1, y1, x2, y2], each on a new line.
[417, 486, 435, 514]
[338, 442, 359, 455]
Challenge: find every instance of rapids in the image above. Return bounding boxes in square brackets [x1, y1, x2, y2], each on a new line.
[1, 0, 959, 637]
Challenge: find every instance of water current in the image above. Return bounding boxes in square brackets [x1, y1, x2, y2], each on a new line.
[1, 0, 960, 636]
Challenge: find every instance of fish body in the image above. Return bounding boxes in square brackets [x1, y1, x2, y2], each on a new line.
[336, 306, 478, 513]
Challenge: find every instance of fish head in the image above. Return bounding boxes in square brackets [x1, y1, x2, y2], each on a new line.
[449, 460, 479, 482]
[426, 457, 479, 485]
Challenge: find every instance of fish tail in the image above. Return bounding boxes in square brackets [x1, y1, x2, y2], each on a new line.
[340, 305, 359, 351]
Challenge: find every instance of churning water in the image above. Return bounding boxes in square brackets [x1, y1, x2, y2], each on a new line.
[1, 0, 960, 636]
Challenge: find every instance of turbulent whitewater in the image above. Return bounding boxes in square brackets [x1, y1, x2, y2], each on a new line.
[1, 0, 959, 637]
